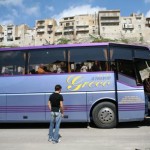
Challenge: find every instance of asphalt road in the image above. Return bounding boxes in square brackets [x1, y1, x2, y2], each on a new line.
[0, 120, 150, 150]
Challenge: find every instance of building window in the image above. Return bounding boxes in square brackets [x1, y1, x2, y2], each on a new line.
[66, 23, 70, 26]
[138, 25, 141, 29]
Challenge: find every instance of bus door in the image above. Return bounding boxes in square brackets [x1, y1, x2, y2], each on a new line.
[134, 58, 150, 115]
[0, 94, 6, 120]
[115, 59, 145, 122]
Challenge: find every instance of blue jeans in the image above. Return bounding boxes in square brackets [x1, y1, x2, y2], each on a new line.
[49, 112, 62, 142]
[145, 94, 149, 115]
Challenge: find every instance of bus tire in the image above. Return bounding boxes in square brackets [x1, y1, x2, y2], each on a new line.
[92, 102, 117, 128]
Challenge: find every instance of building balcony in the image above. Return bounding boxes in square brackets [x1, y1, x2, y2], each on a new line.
[64, 31, 74, 35]
[47, 29, 53, 33]
[7, 30, 12, 34]
[15, 37, 21, 40]
[55, 29, 63, 33]
[99, 11, 120, 17]
[63, 17, 75, 21]
[48, 24, 53, 28]
[37, 23, 45, 27]
[64, 27, 74, 31]
[76, 24, 89, 27]
[47, 28, 53, 31]
[100, 19, 120, 23]
[55, 32, 62, 36]
[64, 24, 74, 28]
[0, 38, 4, 42]
[76, 30, 89, 35]
[76, 28, 89, 31]
[146, 19, 150, 27]
[37, 29, 45, 32]
[64, 30, 74, 33]
[0, 34, 4, 38]
[146, 23, 150, 27]
[7, 36, 13, 40]
[122, 24, 134, 29]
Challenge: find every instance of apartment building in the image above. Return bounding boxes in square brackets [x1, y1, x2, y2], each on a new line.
[58, 16, 75, 42]
[54, 25, 64, 43]
[98, 10, 121, 40]
[55, 14, 98, 43]
[121, 13, 146, 42]
[0, 24, 32, 47]
[75, 14, 98, 39]
[24, 28, 35, 46]
[15, 24, 34, 46]
[35, 19, 57, 45]
[98, 10, 150, 44]
[3, 24, 16, 46]
[144, 17, 150, 43]
[0, 25, 3, 43]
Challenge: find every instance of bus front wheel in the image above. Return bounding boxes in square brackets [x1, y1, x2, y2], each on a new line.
[92, 102, 117, 128]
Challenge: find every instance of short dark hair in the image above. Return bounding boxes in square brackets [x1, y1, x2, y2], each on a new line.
[55, 84, 62, 91]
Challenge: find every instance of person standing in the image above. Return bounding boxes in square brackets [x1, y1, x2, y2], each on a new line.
[48, 85, 64, 144]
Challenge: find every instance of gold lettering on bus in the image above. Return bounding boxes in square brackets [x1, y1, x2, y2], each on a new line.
[67, 76, 111, 91]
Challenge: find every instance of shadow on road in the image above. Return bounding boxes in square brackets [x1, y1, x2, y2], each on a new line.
[0, 119, 150, 129]
[0, 122, 88, 129]
[117, 119, 150, 129]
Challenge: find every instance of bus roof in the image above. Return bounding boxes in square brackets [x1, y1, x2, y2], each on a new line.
[0, 42, 149, 51]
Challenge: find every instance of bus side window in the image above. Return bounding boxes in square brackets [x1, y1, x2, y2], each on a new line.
[68, 46, 108, 73]
[0, 51, 25, 76]
[117, 60, 135, 78]
[28, 49, 67, 74]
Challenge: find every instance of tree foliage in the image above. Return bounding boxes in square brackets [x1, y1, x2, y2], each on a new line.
[57, 38, 70, 44]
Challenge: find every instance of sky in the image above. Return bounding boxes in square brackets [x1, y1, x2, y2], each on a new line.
[0, 0, 150, 27]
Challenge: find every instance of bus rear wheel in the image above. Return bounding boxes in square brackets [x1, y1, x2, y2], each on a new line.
[92, 102, 117, 128]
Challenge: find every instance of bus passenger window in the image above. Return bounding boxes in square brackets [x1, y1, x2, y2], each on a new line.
[0, 51, 25, 76]
[28, 49, 67, 74]
[68, 46, 108, 73]
[117, 60, 135, 78]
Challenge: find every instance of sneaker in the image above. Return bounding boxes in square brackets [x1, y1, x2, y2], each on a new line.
[52, 139, 61, 144]
[48, 138, 52, 142]
[59, 134, 62, 138]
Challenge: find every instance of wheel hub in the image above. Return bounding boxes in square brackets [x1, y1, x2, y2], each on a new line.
[98, 107, 114, 124]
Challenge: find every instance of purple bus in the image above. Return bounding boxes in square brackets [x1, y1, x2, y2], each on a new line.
[0, 42, 150, 128]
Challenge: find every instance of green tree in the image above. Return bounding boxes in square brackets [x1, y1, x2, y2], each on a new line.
[89, 34, 117, 43]
[120, 38, 129, 43]
[57, 38, 70, 44]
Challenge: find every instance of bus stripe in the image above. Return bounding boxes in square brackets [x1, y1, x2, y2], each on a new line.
[0, 103, 145, 113]
[118, 103, 145, 111]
